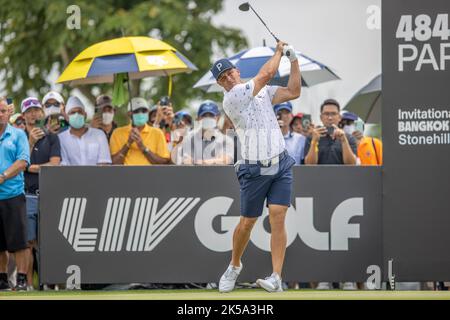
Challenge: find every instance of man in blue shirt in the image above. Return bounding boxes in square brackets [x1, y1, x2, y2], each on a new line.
[0, 97, 30, 291]
[274, 101, 306, 165]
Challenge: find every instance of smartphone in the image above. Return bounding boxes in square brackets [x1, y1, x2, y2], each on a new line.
[159, 96, 170, 106]
[35, 119, 48, 135]
[326, 126, 335, 136]
[58, 117, 68, 129]
[301, 114, 311, 129]
[35, 119, 45, 128]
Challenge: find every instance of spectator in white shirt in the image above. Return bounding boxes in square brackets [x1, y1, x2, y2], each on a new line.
[58, 96, 111, 165]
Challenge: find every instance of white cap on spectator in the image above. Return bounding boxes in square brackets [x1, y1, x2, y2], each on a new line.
[66, 96, 85, 114]
[128, 97, 149, 112]
[42, 91, 64, 105]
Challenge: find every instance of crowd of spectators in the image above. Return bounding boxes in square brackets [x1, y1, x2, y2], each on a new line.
[0, 91, 384, 291]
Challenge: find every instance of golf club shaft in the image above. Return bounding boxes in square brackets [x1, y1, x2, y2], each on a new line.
[249, 5, 279, 42]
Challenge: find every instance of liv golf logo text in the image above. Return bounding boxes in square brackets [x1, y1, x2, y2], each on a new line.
[59, 197, 363, 253]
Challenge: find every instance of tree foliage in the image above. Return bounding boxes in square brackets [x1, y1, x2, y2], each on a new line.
[0, 0, 247, 111]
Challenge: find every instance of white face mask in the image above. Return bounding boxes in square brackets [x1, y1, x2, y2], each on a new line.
[343, 124, 356, 135]
[44, 106, 60, 117]
[102, 112, 114, 125]
[200, 117, 217, 130]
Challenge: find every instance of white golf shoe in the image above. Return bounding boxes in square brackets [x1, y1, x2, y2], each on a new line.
[256, 272, 283, 292]
[219, 262, 243, 293]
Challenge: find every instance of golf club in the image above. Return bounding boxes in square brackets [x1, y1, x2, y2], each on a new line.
[239, 2, 280, 43]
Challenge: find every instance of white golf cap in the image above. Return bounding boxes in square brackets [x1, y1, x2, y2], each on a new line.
[66, 96, 85, 114]
[128, 97, 149, 112]
[42, 91, 65, 105]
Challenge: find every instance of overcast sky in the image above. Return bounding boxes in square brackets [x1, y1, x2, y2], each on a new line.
[213, 0, 381, 121]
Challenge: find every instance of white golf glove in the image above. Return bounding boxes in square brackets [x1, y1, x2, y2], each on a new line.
[283, 45, 297, 62]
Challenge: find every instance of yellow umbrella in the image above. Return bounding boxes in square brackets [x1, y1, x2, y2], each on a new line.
[57, 36, 197, 96]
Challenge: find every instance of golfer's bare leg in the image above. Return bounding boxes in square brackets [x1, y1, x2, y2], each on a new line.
[268, 204, 288, 276]
[231, 216, 257, 267]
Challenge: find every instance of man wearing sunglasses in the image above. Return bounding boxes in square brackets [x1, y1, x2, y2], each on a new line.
[110, 97, 170, 165]
[42, 91, 68, 135]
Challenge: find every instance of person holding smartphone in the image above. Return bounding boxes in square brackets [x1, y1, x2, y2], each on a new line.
[91, 95, 117, 142]
[21, 97, 61, 290]
[290, 112, 311, 137]
[340, 112, 383, 165]
[152, 96, 175, 143]
[42, 91, 68, 135]
[304, 99, 357, 165]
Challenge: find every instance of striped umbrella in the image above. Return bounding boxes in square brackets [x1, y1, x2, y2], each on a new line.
[193, 46, 339, 92]
[57, 36, 197, 98]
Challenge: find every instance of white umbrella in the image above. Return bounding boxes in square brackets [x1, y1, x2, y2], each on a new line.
[193, 46, 340, 92]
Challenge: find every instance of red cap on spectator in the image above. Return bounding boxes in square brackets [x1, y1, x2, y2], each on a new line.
[292, 112, 304, 120]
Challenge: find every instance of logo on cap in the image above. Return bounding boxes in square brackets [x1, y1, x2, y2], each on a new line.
[216, 63, 223, 72]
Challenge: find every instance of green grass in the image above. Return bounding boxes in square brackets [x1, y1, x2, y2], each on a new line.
[1, 289, 450, 300]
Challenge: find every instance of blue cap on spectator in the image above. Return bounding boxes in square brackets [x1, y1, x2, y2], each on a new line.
[341, 111, 358, 121]
[174, 110, 192, 125]
[274, 101, 293, 114]
[211, 58, 235, 80]
[198, 100, 220, 117]
[175, 110, 190, 118]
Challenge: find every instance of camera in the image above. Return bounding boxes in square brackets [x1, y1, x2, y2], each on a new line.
[159, 96, 171, 106]
[326, 126, 335, 136]
[301, 114, 311, 129]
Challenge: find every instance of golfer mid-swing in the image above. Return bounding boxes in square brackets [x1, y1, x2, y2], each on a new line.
[212, 41, 301, 293]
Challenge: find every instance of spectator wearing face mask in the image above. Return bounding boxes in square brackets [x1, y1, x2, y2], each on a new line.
[340, 112, 382, 165]
[110, 97, 170, 165]
[173, 100, 234, 165]
[42, 91, 68, 134]
[274, 102, 306, 165]
[58, 96, 111, 166]
[91, 95, 117, 142]
[169, 110, 193, 149]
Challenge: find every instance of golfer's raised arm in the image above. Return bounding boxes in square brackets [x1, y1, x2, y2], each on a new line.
[252, 41, 286, 96]
[272, 46, 301, 105]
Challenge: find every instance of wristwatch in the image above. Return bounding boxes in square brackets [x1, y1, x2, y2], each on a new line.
[0, 172, 7, 181]
[143, 147, 150, 155]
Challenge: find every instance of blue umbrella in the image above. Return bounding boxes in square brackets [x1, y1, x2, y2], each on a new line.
[193, 46, 340, 92]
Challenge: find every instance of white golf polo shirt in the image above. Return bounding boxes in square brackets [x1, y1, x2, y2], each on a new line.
[223, 80, 285, 161]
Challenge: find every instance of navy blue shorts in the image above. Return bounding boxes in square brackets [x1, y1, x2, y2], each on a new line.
[235, 150, 296, 218]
